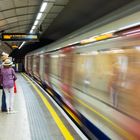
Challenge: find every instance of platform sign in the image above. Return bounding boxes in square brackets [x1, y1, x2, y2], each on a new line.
[1, 33, 38, 41]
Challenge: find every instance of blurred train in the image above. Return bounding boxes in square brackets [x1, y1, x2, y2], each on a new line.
[25, 25, 140, 139]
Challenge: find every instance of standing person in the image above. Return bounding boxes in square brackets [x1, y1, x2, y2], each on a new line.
[1, 59, 17, 113]
[0, 52, 9, 112]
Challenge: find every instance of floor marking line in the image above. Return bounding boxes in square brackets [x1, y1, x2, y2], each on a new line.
[22, 73, 74, 140]
[76, 98, 137, 140]
[50, 78, 137, 140]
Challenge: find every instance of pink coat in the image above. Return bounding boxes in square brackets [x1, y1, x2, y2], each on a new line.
[0, 67, 17, 88]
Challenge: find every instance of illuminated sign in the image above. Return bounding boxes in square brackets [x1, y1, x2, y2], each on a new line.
[80, 33, 113, 45]
[12, 45, 18, 48]
[1, 33, 38, 41]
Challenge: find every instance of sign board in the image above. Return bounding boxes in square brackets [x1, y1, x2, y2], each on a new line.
[1, 33, 38, 41]
[12, 45, 18, 48]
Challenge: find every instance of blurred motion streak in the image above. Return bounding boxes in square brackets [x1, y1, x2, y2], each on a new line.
[25, 25, 140, 139]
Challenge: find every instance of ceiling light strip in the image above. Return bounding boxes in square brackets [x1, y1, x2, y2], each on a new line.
[19, 41, 25, 49]
[34, 20, 39, 26]
[36, 13, 43, 20]
[19, 1, 48, 49]
[40, 2, 48, 12]
[29, 1, 48, 34]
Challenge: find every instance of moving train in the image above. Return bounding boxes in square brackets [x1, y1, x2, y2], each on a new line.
[25, 25, 140, 139]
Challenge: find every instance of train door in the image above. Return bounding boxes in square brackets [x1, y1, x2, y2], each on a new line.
[24, 56, 28, 72]
[28, 55, 33, 75]
[44, 53, 51, 87]
[32, 55, 37, 77]
[35, 55, 40, 80]
[60, 47, 74, 107]
[39, 53, 45, 81]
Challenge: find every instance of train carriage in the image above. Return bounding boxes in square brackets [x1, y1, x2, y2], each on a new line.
[25, 25, 140, 139]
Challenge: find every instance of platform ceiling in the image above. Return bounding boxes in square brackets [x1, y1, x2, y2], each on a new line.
[0, 0, 133, 57]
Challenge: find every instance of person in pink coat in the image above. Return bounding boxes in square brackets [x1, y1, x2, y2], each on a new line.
[0, 52, 9, 112]
[1, 59, 17, 113]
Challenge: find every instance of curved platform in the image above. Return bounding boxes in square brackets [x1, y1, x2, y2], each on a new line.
[0, 74, 86, 140]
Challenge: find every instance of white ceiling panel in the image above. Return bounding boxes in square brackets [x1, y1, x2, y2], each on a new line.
[44, 3, 54, 13]
[43, 24, 49, 29]
[0, 19, 7, 27]
[19, 26, 26, 30]
[43, 23, 50, 28]
[8, 22, 19, 28]
[43, 20, 51, 25]
[25, 18, 32, 22]
[44, 18, 54, 23]
[28, 0, 41, 5]
[14, 0, 28, 7]
[7, 26, 20, 31]
[20, 30, 27, 33]
[50, 6, 64, 13]
[6, 17, 18, 23]
[16, 7, 27, 15]
[27, 6, 38, 14]
[55, 0, 69, 5]
[1, 25, 8, 30]
[6, 29, 17, 33]
[27, 14, 35, 20]
[0, 0, 14, 10]
[0, 12, 4, 20]
[18, 15, 27, 21]
[18, 20, 30, 25]
[47, 0, 55, 2]
[3, 9, 16, 18]
[7, 28, 19, 32]
[46, 13, 58, 18]
[0, 0, 70, 54]
[8, 29, 18, 33]
[17, 29, 25, 33]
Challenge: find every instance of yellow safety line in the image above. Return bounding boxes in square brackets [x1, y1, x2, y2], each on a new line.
[76, 98, 137, 140]
[63, 105, 81, 125]
[47, 89, 53, 96]
[50, 80, 137, 140]
[22, 73, 74, 140]
[49, 82, 81, 124]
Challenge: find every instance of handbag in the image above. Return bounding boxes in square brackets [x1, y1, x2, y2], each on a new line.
[14, 81, 17, 93]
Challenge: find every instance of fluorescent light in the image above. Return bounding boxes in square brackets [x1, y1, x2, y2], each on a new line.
[31, 26, 36, 30]
[101, 30, 116, 35]
[36, 12, 42, 20]
[80, 51, 98, 55]
[119, 22, 140, 30]
[110, 49, 124, 53]
[135, 46, 140, 51]
[59, 54, 66, 57]
[40, 2, 47, 12]
[30, 30, 33, 34]
[122, 29, 140, 35]
[34, 20, 39, 26]
[51, 55, 59, 58]
[29, 1, 48, 35]
[19, 41, 25, 49]
[100, 49, 124, 54]
[84, 80, 90, 85]
[125, 32, 140, 37]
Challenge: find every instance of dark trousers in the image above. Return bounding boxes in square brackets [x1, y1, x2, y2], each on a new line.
[1, 89, 7, 112]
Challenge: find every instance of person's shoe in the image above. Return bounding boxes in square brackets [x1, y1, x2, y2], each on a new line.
[7, 110, 10, 114]
[9, 110, 17, 114]
[1, 109, 7, 112]
[7, 110, 17, 114]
